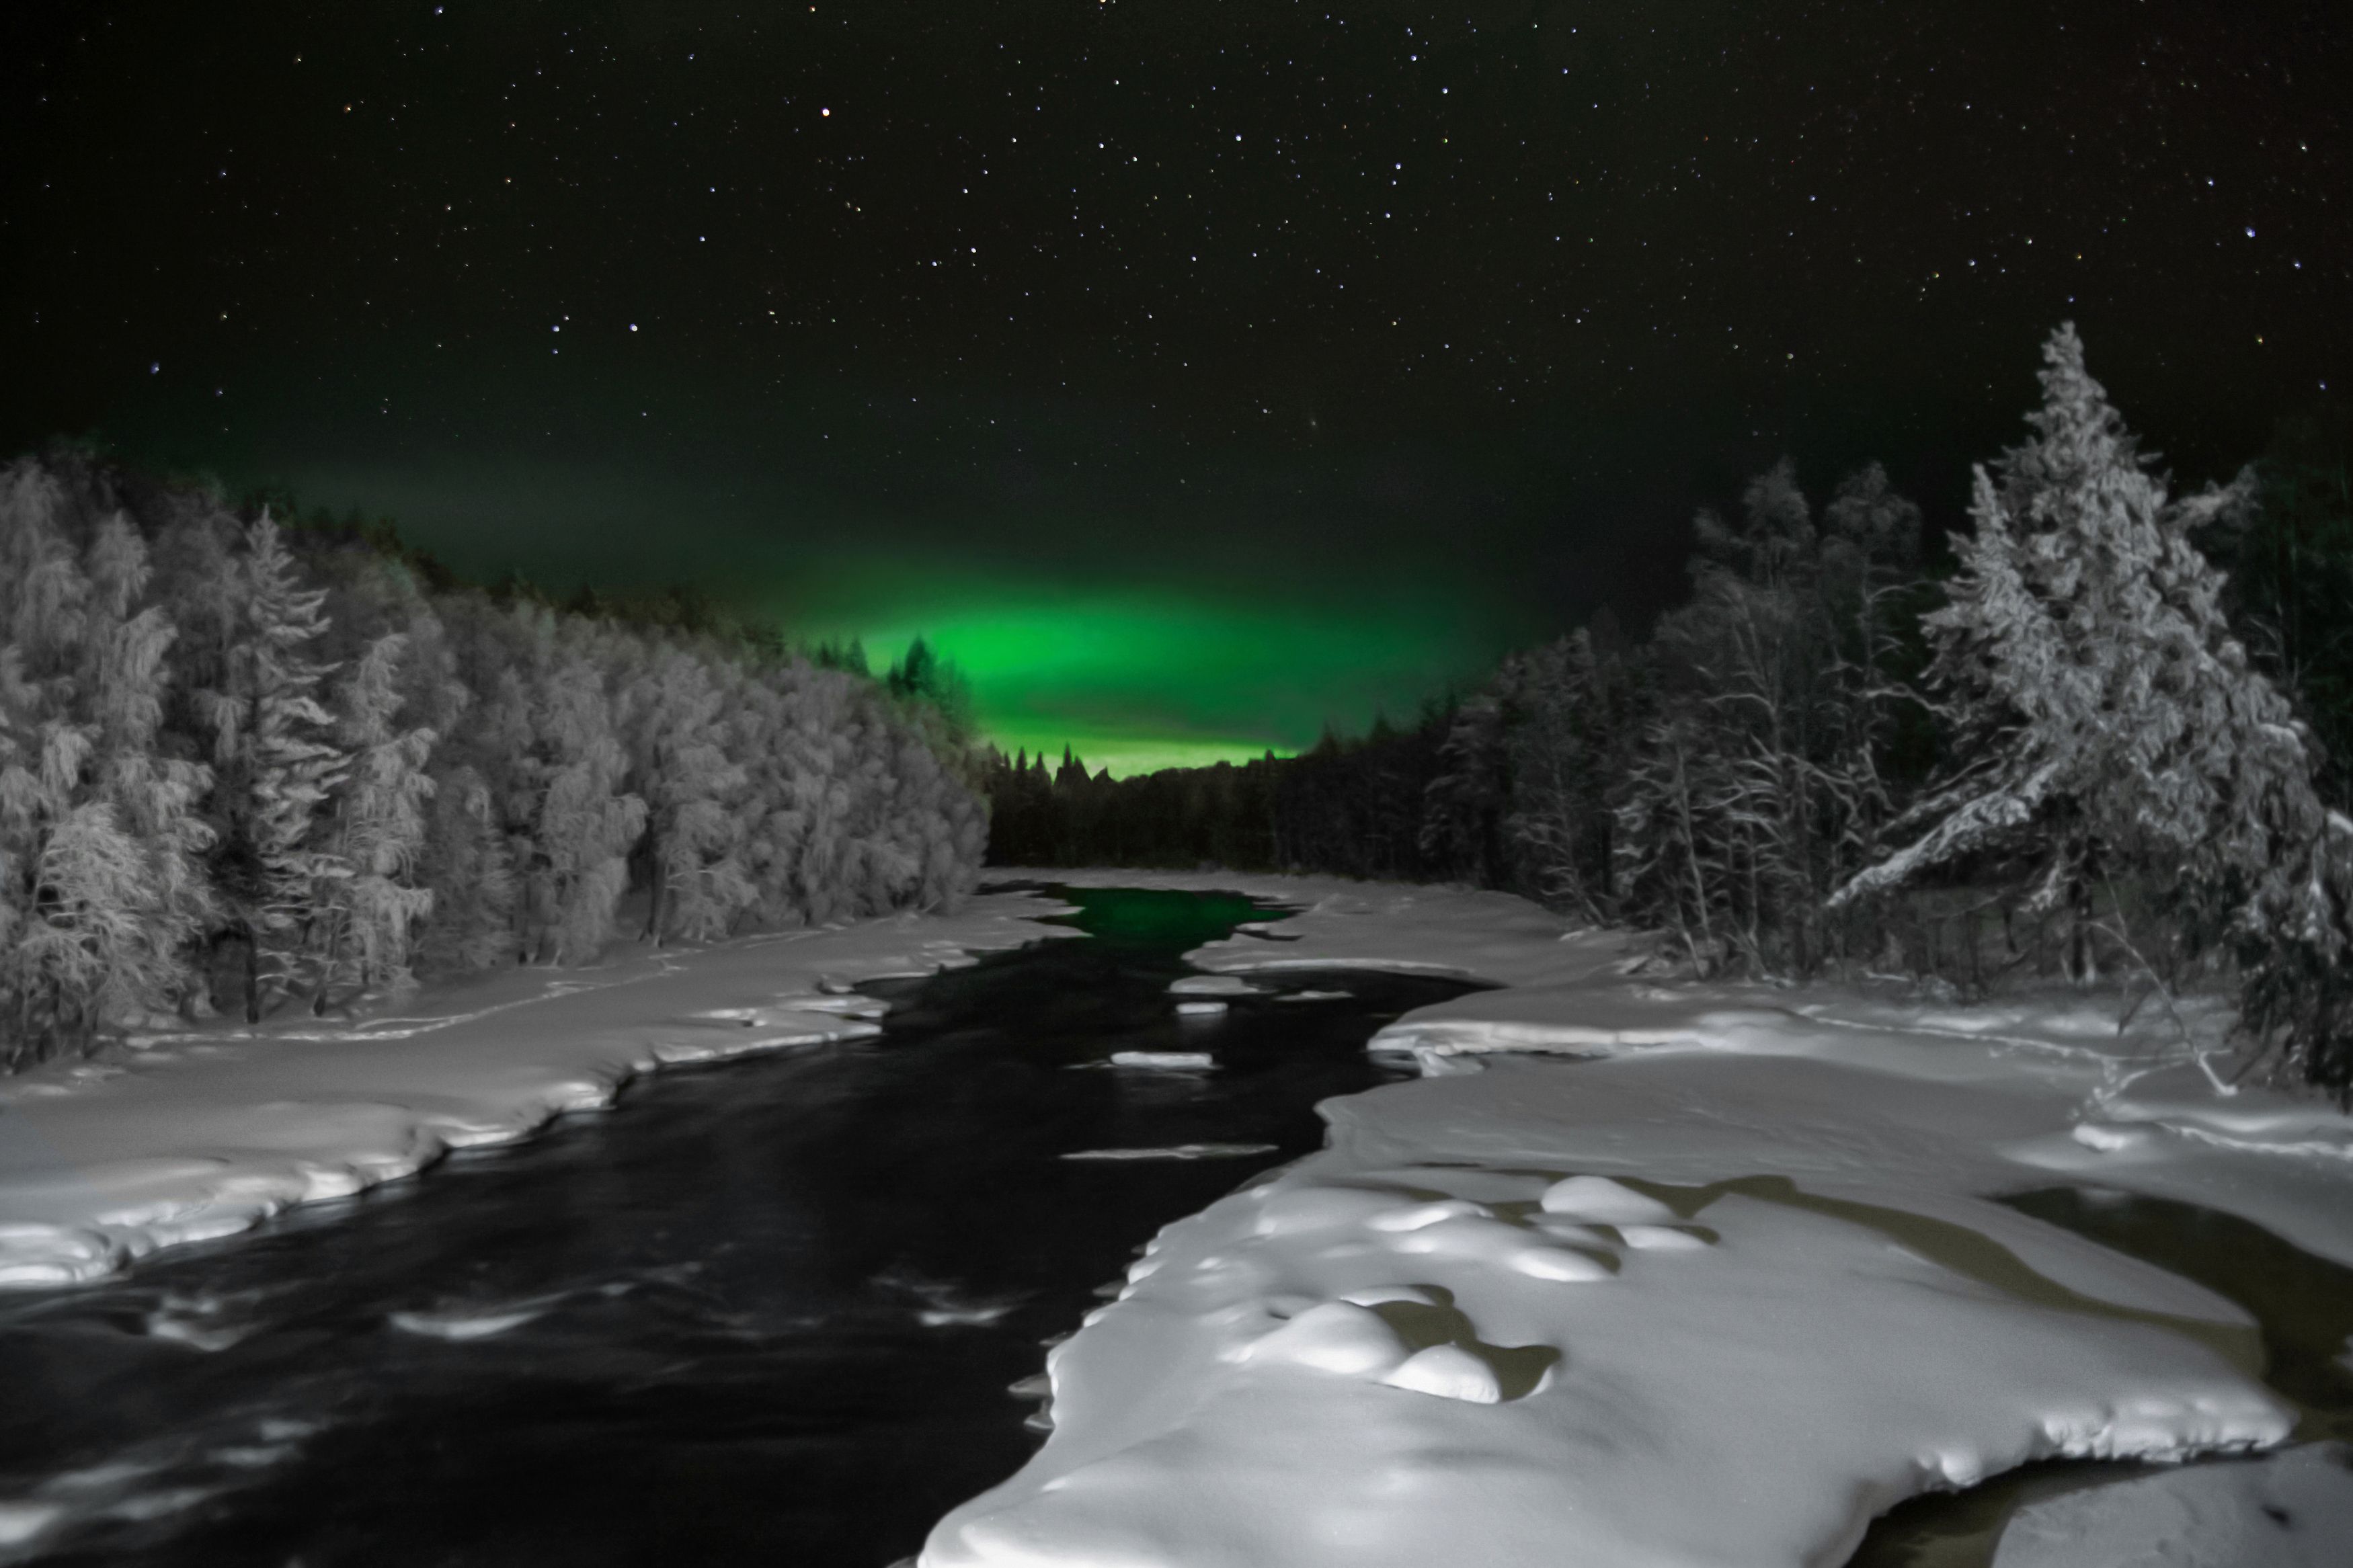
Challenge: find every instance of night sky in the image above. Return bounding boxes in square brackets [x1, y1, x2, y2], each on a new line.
[5, 2, 2348, 772]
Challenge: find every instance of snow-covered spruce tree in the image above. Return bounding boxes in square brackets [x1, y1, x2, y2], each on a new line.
[1833, 325, 2350, 1091]
[307, 632, 436, 1009]
[195, 515, 350, 1022]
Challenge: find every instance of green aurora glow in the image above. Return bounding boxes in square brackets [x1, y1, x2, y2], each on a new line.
[852, 592, 1497, 777]
[204, 454, 1524, 782]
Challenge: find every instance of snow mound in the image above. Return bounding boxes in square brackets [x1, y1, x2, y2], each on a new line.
[1507, 1245, 1613, 1281]
[1540, 1175, 1680, 1225]
[1382, 1343, 1503, 1402]
[1238, 1301, 1407, 1376]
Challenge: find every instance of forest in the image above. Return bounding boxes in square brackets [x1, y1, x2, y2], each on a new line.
[0, 454, 986, 1069]
[987, 327, 2353, 1097]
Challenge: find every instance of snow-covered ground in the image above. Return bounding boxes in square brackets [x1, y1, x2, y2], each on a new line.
[0, 890, 1079, 1289]
[932, 870, 2353, 1568]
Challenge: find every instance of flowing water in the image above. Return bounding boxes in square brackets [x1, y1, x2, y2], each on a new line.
[0, 886, 1478, 1567]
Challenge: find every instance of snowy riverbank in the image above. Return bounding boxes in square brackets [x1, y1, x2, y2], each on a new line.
[0, 890, 1080, 1290]
[929, 870, 2353, 1568]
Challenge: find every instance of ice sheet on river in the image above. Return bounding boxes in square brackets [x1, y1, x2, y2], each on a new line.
[0, 892, 1080, 1289]
[936, 871, 2353, 1568]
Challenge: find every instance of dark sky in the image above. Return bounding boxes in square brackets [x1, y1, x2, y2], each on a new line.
[5, 1, 2348, 770]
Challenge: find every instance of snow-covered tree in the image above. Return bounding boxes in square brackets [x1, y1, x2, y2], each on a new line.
[0, 469, 213, 1061]
[493, 616, 645, 965]
[1611, 460, 1925, 975]
[621, 640, 751, 943]
[0, 452, 990, 1058]
[308, 632, 437, 1007]
[1832, 326, 2340, 1061]
[196, 515, 350, 1020]
[414, 759, 518, 972]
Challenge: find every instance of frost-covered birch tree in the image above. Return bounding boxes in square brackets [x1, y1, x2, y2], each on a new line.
[307, 633, 436, 1008]
[621, 641, 751, 943]
[0, 467, 214, 1061]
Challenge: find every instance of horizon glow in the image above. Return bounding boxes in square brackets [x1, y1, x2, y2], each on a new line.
[852, 593, 1495, 778]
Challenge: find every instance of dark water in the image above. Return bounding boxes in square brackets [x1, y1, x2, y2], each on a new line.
[1845, 1186, 2353, 1567]
[0, 886, 1476, 1567]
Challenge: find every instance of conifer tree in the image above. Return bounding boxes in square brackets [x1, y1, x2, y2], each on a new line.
[199, 516, 349, 1020]
[1833, 326, 2329, 1026]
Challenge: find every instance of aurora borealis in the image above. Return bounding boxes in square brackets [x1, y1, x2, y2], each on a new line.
[854, 592, 1493, 775]
[6, 2, 2348, 772]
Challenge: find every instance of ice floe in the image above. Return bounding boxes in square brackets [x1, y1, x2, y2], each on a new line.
[387, 1300, 555, 1341]
[1168, 975, 1265, 997]
[0, 1502, 63, 1549]
[1060, 1144, 1278, 1161]
[1107, 1050, 1215, 1071]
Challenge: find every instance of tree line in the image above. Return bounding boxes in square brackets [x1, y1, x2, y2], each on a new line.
[986, 327, 2353, 1097]
[1, 454, 986, 1068]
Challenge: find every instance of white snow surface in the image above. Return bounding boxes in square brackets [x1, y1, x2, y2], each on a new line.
[933, 871, 2353, 1568]
[1168, 975, 1263, 997]
[1990, 1442, 2353, 1567]
[0, 891, 1080, 1289]
[1108, 1050, 1217, 1071]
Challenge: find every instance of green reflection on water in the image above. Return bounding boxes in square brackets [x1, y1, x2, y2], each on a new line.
[1042, 885, 1283, 952]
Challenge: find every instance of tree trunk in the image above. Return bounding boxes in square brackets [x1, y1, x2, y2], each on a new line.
[243, 924, 262, 1025]
[642, 829, 668, 944]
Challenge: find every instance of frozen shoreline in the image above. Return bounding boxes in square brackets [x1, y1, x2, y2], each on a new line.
[932, 869, 2353, 1568]
[0, 889, 1080, 1290]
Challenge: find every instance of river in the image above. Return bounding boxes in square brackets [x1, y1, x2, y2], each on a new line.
[0, 886, 1478, 1566]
